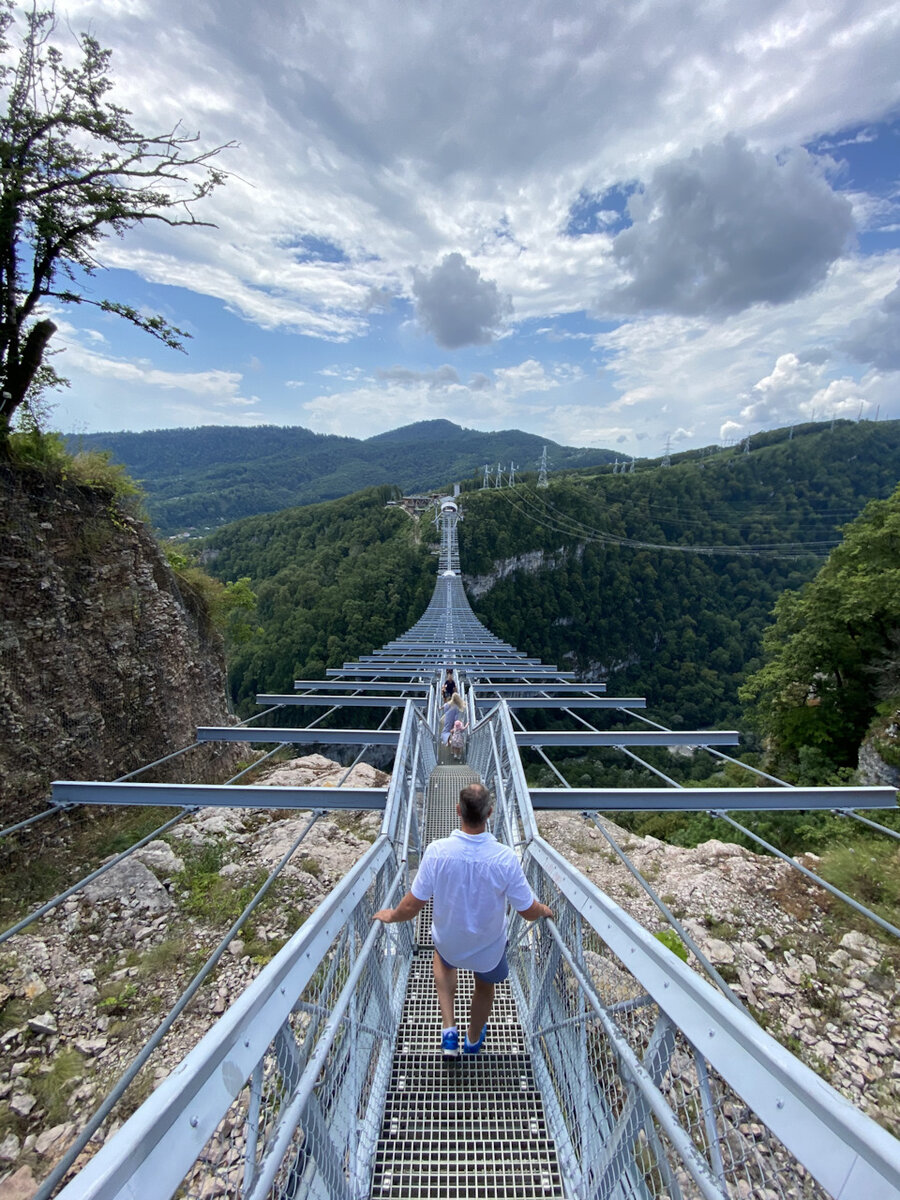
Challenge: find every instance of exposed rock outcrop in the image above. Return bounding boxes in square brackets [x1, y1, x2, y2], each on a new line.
[1, 756, 896, 1192]
[0, 755, 387, 1193]
[858, 714, 900, 788]
[538, 812, 900, 1137]
[464, 546, 579, 599]
[0, 462, 239, 822]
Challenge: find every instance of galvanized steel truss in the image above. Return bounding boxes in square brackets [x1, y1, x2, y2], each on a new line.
[48, 502, 899, 1200]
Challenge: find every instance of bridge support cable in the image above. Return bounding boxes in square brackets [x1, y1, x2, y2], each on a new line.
[49, 494, 900, 1199]
[0, 807, 192, 948]
[35, 811, 323, 1200]
[526, 701, 900, 944]
[472, 700, 900, 1197]
[56, 699, 433, 1200]
[712, 811, 900, 941]
[0, 805, 61, 841]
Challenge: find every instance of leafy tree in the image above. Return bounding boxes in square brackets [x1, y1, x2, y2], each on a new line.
[740, 484, 900, 772]
[0, 3, 233, 440]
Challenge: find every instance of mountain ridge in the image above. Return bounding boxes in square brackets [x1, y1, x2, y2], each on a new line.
[65, 420, 616, 534]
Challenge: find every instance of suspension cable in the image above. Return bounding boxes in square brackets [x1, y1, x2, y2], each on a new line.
[714, 813, 900, 940]
[34, 811, 323, 1200]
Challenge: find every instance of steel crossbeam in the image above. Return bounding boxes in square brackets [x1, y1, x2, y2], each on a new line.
[197, 727, 402, 745]
[256, 693, 416, 707]
[515, 730, 740, 747]
[293, 680, 431, 691]
[51, 781, 388, 809]
[503, 696, 646, 708]
[469, 682, 608, 693]
[529, 785, 898, 810]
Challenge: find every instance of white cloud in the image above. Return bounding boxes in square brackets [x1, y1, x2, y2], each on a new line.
[376, 365, 461, 389]
[593, 253, 900, 446]
[494, 360, 558, 394]
[16, 0, 900, 448]
[841, 277, 900, 370]
[300, 356, 574, 438]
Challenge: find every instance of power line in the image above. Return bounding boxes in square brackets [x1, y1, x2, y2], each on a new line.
[488, 485, 838, 559]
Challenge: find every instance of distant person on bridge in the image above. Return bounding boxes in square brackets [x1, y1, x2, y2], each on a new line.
[441, 690, 465, 746]
[449, 719, 468, 762]
[441, 671, 456, 702]
[373, 783, 552, 1057]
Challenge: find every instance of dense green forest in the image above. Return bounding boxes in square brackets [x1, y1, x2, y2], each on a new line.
[203, 484, 436, 711]
[68, 419, 614, 535]
[204, 419, 900, 744]
[461, 420, 900, 730]
[741, 483, 900, 776]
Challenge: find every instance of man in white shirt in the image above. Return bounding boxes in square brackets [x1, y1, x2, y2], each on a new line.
[373, 783, 552, 1056]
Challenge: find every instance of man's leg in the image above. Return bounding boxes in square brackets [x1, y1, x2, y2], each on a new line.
[468, 978, 494, 1043]
[432, 951, 458, 1029]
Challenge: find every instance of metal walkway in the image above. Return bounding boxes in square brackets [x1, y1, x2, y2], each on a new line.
[372, 765, 565, 1199]
[44, 497, 900, 1200]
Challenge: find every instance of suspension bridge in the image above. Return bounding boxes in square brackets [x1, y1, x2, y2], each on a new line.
[6, 499, 900, 1198]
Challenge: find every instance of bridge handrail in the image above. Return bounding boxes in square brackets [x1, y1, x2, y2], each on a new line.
[57, 701, 432, 1200]
[466, 701, 900, 1200]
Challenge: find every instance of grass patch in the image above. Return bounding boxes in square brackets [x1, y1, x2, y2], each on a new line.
[31, 1047, 86, 1125]
[0, 806, 179, 927]
[703, 915, 738, 940]
[97, 980, 140, 1015]
[816, 838, 900, 926]
[135, 935, 191, 978]
[175, 843, 270, 927]
[654, 928, 689, 962]
[331, 812, 378, 842]
[0, 992, 55, 1033]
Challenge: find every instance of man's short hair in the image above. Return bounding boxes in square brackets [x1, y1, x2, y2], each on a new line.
[459, 783, 492, 825]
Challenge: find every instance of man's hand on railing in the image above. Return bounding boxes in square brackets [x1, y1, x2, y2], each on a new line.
[373, 891, 427, 924]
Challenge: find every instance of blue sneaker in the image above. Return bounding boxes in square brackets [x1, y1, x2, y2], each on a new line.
[463, 1025, 487, 1055]
[441, 1028, 459, 1057]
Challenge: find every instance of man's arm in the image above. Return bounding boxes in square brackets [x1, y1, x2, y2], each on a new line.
[373, 891, 428, 924]
[517, 899, 553, 921]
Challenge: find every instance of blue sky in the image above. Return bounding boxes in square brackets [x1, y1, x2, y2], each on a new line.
[13, 0, 900, 457]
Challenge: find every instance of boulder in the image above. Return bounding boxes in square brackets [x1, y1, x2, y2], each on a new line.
[82, 858, 173, 912]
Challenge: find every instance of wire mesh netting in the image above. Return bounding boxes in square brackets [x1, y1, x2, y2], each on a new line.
[174, 855, 410, 1200]
[512, 860, 834, 1200]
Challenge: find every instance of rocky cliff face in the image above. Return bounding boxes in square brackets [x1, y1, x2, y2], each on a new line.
[858, 712, 900, 788]
[0, 462, 237, 823]
[464, 545, 579, 599]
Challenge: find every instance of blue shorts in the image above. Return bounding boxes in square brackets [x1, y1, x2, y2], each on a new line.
[436, 946, 509, 984]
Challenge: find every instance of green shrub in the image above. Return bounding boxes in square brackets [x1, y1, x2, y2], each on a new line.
[654, 928, 689, 962]
[31, 1047, 86, 1125]
[818, 838, 900, 924]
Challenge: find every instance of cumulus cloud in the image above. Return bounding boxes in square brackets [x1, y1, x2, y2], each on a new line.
[412, 253, 512, 348]
[608, 137, 854, 317]
[737, 352, 879, 432]
[840, 279, 900, 370]
[594, 254, 900, 449]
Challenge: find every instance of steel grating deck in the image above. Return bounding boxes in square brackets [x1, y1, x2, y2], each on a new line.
[371, 766, 566, 1199]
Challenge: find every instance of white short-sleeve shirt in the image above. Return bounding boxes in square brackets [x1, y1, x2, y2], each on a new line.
[411, 829, 535, 973]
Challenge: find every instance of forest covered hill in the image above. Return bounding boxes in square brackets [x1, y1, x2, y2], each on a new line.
[203, 419, 900, 741]
[67, 420, 615, 535]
